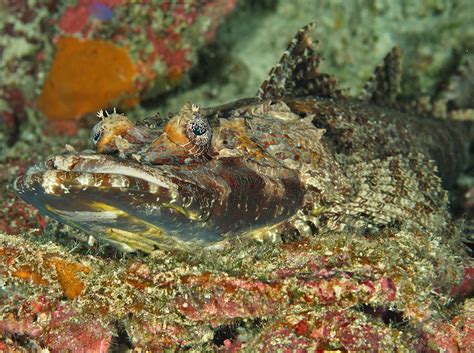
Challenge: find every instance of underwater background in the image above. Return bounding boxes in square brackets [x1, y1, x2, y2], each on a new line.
[1, 0, 474, 351]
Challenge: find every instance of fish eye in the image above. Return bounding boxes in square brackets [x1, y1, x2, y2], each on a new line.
[192, 122, 207, 136]
[185, 114, 212, 147]
[91, 124, 102, 145]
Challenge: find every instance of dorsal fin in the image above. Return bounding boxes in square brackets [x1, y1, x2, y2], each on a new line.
[360, 47, 402, 106]
[394, 53, 473, 120]
[257, 23, 341, 100]
[438, 53, 474, 123]
[438, 53, 474, 110]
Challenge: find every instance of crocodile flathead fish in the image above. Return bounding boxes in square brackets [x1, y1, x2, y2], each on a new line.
[14, 24, 473, 252]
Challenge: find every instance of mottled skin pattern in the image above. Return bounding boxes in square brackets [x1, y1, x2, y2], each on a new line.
[14, 24, 473, 252]
[294, 97, 470, 187]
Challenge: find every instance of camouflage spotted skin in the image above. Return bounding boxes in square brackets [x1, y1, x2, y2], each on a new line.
[14, 24, 473, 252]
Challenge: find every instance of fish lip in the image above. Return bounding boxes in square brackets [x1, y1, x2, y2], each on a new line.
[14, 151, 217, 224]
[42, 152, 180, 191]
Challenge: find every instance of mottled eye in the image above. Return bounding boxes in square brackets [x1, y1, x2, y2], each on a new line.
[192, 123, 207, 136]
[183, 113, 212, 156]
[91, 124, 102, 145]
[185, 114, 212, 146]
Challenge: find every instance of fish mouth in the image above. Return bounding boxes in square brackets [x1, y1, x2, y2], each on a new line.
[14, 152, 218, 252]
[15, 151, 305, 252]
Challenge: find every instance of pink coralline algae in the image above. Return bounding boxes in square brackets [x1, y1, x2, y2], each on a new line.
[0, 296, 112, 352]
[1, 225, 472, 351]
[0, 159, 46, 236]
[59, 0, 122, 34]
[174, 274, 284, 323]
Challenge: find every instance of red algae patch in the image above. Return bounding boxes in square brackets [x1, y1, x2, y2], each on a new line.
[0, 246, 91, 299]
[37, 37, 138, 123]
[11, 265, 49, 286]
[0, 247, 49, 286]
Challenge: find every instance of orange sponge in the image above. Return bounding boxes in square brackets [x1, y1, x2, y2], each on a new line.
[49, 257, 91, 299]
[38, 37, 138, 123]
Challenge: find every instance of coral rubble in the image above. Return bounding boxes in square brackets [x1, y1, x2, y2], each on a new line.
[0, 223, 471, 350]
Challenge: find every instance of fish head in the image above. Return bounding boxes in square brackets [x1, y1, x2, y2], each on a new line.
[14, 103, 305, 252]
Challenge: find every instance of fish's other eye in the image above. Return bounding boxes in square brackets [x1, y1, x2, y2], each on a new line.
[91, 124, 103, 145]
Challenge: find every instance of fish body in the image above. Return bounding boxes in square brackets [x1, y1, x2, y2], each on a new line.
[14, 24, 473, 252]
